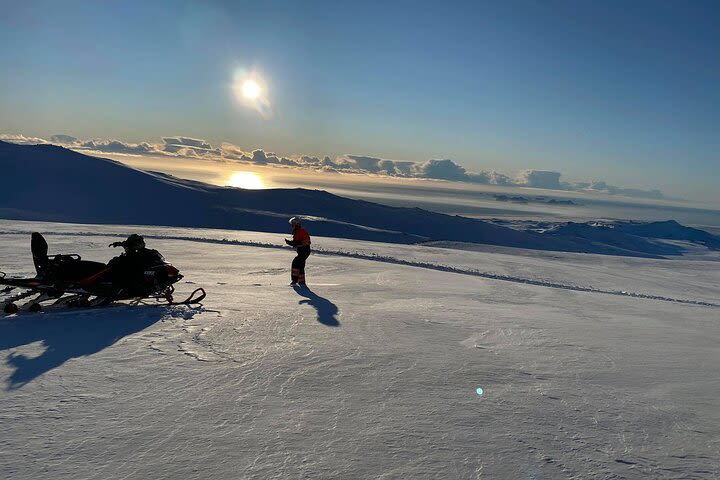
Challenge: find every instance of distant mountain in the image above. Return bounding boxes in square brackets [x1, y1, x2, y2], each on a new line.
[1, 141, 716, 258]
[545, 220, 720, 254]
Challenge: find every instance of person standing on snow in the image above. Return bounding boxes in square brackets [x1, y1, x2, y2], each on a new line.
[285, 217, 311, 286]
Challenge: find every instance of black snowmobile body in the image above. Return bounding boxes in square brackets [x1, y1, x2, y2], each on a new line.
[1, 233, 205, 314]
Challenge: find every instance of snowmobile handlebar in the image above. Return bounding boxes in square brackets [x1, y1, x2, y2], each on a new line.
[109, 241, 125, 248]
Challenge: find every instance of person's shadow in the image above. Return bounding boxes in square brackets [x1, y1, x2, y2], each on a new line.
[293, 286, 340, 327]
[0, 306, 200, 390]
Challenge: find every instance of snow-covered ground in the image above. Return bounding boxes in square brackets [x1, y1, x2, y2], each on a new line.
[1, 221, 719, 479]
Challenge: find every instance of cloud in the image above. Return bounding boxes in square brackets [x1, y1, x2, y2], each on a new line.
[414, 159, 468, 181]
[305, 154, 421, 177]
[162, 136, 221, 156]
[487, 171, 511, 186]
[79, 139, 160, 155]
[219, 143, 247, 160]
[50, 134, 78, 144]
[412, 159, 505, 185]
[232, 148, 301, 167]
[162, 136, 212, 149]
[332, 155, 397, 174]
[343, 155, 385, 173]
[387, 160, 415, 176]
[0, 132, 669, 200]
[515, 170, 563, 189]
[0, 133, 48, 145]
[577, 181, 664, 200]
[248, 149, 271, 164]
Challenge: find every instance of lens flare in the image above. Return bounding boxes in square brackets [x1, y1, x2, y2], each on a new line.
[476, 387, 484, 396]
[228, 171, 265, 189]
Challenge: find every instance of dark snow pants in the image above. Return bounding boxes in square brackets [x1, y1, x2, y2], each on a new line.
[291, 246, 311, 284]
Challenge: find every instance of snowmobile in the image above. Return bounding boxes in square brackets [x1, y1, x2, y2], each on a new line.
[0, 233, 205, 314]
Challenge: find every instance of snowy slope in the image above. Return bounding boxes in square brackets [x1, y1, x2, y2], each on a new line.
[1, 221, 719, 479]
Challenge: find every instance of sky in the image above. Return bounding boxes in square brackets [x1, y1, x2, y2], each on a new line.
[1, 0, 718, 203]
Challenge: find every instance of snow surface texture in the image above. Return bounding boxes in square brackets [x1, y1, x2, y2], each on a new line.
[3, 140, 719, 259]
[1, 222, 719, 479]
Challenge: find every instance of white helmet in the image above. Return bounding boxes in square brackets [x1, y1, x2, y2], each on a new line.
[289, 217, 301, 227]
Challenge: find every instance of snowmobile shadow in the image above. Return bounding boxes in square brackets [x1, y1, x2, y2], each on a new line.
[293, 286, 340, 327]
[0, 306, 190, 390]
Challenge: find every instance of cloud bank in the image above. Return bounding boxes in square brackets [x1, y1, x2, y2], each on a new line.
[0, 133, 49, 145]
[0, 133, 667, 200]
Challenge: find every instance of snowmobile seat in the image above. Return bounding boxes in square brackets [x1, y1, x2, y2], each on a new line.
[49, 256, 107, 283]
[31, 232, 106, 283]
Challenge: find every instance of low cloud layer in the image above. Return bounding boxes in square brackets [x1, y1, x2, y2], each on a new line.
[574, 181, 664, 200]
[0, 133, 49, 145]
[0, 133, 668, 200]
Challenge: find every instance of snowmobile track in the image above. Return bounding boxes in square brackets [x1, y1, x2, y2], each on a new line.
[2, 230, 718, 308]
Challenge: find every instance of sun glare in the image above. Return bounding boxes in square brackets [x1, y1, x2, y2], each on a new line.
[241, 80, 261, 99]
[228, 171, 265, 189]
[232, 68, 272, 117]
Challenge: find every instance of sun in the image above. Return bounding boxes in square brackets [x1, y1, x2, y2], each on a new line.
[228, 171, 265, 189]
[241, 80, 261, 99]
[232, 68, 272, 116]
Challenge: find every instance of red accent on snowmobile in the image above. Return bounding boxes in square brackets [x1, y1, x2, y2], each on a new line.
[0, 276, 45, 289]
[77, 267, 111, 287]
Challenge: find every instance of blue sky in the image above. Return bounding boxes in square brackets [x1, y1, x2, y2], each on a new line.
[1, 0, 718, 202]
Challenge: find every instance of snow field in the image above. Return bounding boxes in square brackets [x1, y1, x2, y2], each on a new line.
[1, 224, 719, 479]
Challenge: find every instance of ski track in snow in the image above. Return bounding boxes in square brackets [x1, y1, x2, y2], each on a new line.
[1, 229, 718, 308]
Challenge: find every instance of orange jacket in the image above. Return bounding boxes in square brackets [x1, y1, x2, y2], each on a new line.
[292, 227, 311, 247]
